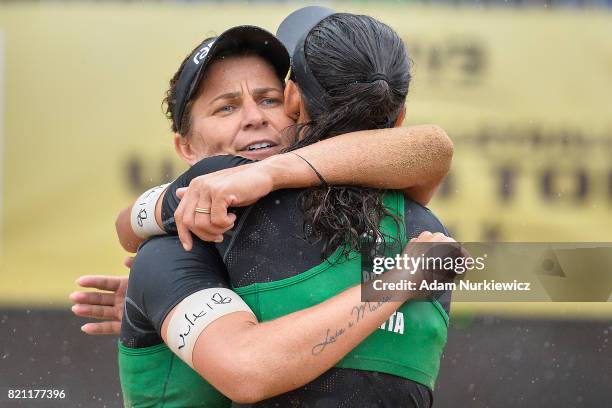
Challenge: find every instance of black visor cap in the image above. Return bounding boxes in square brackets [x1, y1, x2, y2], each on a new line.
[173, 25, 290, 133]
[276, 6, 336, 58]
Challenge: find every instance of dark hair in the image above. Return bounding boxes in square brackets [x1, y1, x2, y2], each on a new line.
[163, 38, 285, 136]
[287, 13, 411, 258]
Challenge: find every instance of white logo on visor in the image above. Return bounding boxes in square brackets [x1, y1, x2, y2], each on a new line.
[193, 41, 215, 65]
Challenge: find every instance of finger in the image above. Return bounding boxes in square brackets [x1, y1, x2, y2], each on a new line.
[227, 212, 237, 225]
[71, 304, 118, 320]
[174, 197, 187, 247]
[209, 192, 234, 232]
[193, 191, 217, 241]
[176, 187, 187, 199]
[181, 187, 204, 250]
[419, 231, 433, 238]
[81, 321, 121, 336]
[124, 256, 135, 268]
[431, 232, 450, 241]
[69, 291, 116, 306]
[176, 188, 199, 251]
[413, 231, 433, 243]
[75, 275, 122, 292]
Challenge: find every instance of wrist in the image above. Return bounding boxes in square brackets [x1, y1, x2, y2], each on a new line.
[260, 153, 318, 191]
[130, 183, 169, 238]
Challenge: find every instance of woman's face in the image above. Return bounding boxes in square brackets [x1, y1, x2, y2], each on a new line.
[181, 55, 295, 163]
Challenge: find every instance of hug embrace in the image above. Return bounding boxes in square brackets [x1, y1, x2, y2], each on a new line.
[71, 6, 462, 408]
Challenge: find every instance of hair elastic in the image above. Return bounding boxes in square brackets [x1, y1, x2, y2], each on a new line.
[291, 153, 328, 187]
[367, 73, 389, 83]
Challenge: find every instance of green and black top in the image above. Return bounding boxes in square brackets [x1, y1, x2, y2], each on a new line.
[120, 155, 450, 408]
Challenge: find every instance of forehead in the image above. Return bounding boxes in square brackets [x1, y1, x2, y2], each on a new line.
[197, 55, 282, 99]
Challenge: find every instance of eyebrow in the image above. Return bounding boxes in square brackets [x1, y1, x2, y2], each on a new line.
[209, 87, 282, 104]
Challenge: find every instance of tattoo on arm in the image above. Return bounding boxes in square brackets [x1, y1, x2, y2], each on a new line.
[311, 295, 391, 356]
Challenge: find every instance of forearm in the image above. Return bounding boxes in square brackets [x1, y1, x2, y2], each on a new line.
[262, 125, 453, 204]
[115, 206, 142, 252]
[116, 190, 166, 252]
[222, 268, 419, 401]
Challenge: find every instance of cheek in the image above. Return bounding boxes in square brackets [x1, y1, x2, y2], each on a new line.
[268, 107, 296, 130]
[191, 117, 240, 156]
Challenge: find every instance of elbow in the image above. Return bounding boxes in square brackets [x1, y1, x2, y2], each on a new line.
[115, 216, 131, 252]
[114, 213, 128, 250]
[212, 373, 269, 404]
[402, 125, 454, 206]
[203, 352, 271, 404]
[422, 125, 453, 185]
[115, 207, 138, 253]
[228, 386, 267, 405]
[430, 125, 454, 173]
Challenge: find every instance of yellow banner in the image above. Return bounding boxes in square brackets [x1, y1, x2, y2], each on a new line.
[0, 3, 611, 318]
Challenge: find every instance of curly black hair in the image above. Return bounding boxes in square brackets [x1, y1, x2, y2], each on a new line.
[286, 13, 411, 259]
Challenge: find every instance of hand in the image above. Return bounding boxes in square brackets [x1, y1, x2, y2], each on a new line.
[69, 257, 131, 335]
[403, 231, 465, 295]
[174, 162, 275, 250]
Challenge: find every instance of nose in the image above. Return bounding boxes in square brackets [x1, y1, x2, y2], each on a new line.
[241, 98, 268, 130]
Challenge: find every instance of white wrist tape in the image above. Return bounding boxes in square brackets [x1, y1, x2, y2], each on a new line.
[166, 288, 253, 369]
[130, 183, 170, 239]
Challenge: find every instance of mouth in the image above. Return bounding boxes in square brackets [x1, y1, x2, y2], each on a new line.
[236, 139, 282, 159]
[244, 142, 277, 152]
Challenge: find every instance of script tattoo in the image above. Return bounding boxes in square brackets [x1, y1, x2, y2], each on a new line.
[311, 294, 391, 356]
[311, 328, 346, 355]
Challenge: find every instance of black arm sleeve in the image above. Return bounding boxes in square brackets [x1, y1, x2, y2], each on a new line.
[121, 235, 231, 348]
[161, 155, 253, 233]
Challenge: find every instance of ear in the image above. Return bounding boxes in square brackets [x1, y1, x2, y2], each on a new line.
[394, 106, 406, 127]
[173, 133, 198, 166]
[284, 80, 301, 121]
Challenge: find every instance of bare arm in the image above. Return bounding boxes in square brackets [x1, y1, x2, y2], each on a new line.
[160, 232, 454, 403]
[115, 205, 142, 253]
[115, 189, 168, 252]
[174, 125, 452, 247]
[265, 125, 453, 205]
[117, 124, 452, 248]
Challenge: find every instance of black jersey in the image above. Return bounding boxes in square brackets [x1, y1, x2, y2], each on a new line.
[159, 155, 450, 408]
[121, 156, 250, 347]
[120, 235, 231, 348]
[161, 155, 451, 313]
